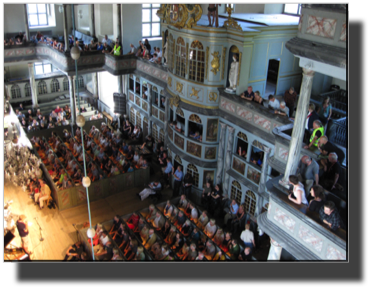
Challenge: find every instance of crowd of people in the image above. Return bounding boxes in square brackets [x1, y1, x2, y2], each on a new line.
[127, 39, 162, 64]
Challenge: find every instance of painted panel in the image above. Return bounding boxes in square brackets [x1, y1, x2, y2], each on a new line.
[273, 207, 296, 233]
[204, 146, 217, 160]
[220, 98, 236, 113]
[206, 118, 219, 142]
[340, 22, 346, 42]
[278, 146, 289, 162]
[232, 156, 246, 176]
[269, 42, 283, 57]
[250, 43, 269, 80]
[186, 141, 202, 158]
[298, 225, 323, 253]
[306, 15, 337, 39]
[253, 114, 271, 131]
[58, 188, 72, 210]
[326, 244, 346, 260]
[236, 106, 253, 122]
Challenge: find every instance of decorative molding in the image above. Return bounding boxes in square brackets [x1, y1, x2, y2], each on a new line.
[176, 81, 183, 94]
[160, 4, 203, 29]
[205, 47, 209, 79]
[169, 94, 180, 108]
[152, 86, 158, 92]
[210, 51, 220, 76]
[189, 87, 201, 99]
[237, 52, 242, 86]
[237, 131, 248, 142]
[209, 92, 218, 102]
[223, 5, 243, 31]
[168, 76, 172, 87]
[189, 114, 202, 124]
[176, 107, 184, 117]
[221, 47, 227, 80]
[186, 42, 189, 74]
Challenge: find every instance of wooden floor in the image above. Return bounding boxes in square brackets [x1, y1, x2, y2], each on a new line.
[4, 178, 172, 261]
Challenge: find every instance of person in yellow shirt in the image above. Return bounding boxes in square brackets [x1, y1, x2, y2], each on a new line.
[110, 41, 121, 56]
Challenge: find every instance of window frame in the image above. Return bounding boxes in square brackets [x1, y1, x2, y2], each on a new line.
[243, 190, 257, 217]
[189, 40, 205, 83]
[11, 84, 22, 99]
[34, 62, 52, 75]
[37, 80, 48, 95]
[50, 78, 60, 93]
[283, 4, 302, 16]
[175, 37, 186, 78]
[27, 4, 49, 27]
[186, 164, 199, 188]
[230, 180, 242, 205]
[142, 4, 161, 39]
[24, 83, 31, 97]
[63, 78, 69, 91]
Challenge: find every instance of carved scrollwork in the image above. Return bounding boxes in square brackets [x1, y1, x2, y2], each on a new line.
[176, 82, 183, 94]
[209, 92, 218, 102]
[169, 94, 180, 108]
[160, 4, 203, 29]
[223, 5, 243, 31]
[210, 51, 220, 75]
[189, 87, 201, 99]
[168, 76, 172, 87]
[189, 114, 202, 124]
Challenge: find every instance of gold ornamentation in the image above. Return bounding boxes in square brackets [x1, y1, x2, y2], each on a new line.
[221, 47, 227, 80]
[168, 76, 172, 87]
[209, 92, 218, 102]
[237, 52, 242, 86]
[160, 90, 165, 96]
[190, 40, 204, 50]
[176, 82, 183, 94]
[205, 47, 209, 79]
[160, 4, 203, 29]
[189, 87, 201, 99]
[223, 5, 243, 31]
[186, 42, 189, 73]
[169, 95, 180, 108]
[210, 51, 220, 76]
[176, 107, 184, 117]
[230, 45, 239, 53]
[237, 131, 248, 142]
[152, 86, 158, 92]
[189, 114, 202, 124]
[136, 77, 140, 83]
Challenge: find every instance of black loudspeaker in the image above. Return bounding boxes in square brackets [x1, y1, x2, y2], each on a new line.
[4, 231, 15, 248]
[113, 93, 127, 115]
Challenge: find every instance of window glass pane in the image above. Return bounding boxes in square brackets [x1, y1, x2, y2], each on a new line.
[37, 4, 46, 13]
[284, 4, 299, 14]
[43, 64, 51, 73]
[142, 9, 151, 22]
[152, 23, 160, 36]
[28, 4, 37, 14]
[35, 65, 43, 75]
[29, 15, 39, 26]
[142, 24, 151, 37]
[152, 4, 160, 7]
[142, 4, 151, 8]
[152, 9, 160, 22]
[38, 14, 47, 25]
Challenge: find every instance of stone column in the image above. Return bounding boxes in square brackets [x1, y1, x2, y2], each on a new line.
[28, 63, 38, 107]
[118, 76, 123, 94]
[267, 238, 282, 260]
[222, 126, 235, 195]
[24, 5, 30, 41]
[92, 72, 98, 100]
[113, 4, 122, 48]
[280, 68, 315, 188]
[63, 4, 69, 52]
[255, 145, 271, 216]
[89, 4, 95, 38]
[216, 123, 227, 185]
[68, 75, 77, 130]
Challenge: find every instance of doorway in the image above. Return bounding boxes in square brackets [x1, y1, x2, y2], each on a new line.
[265, 59, 280, 98]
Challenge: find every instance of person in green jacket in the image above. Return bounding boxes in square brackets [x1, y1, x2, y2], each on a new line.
[110, 41, 121, 56]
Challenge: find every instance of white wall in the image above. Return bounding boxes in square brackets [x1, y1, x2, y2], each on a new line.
[97, 71, 119, 113]
[202, 4, 265, 15]
[99, 4, 113, 36]
[264, 4, 284, 14]
[331, 78, 347, 91]
[4, 4, 65, 37]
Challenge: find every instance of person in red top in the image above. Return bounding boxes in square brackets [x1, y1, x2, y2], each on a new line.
[127, 212, 140, 230]
[54, 106, 62, 114]
[284, 87, 297, 118]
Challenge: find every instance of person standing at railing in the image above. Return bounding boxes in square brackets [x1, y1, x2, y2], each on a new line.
[318, 136, 345, 165]
[110, 41, 121, 56]
[284, 87, 297, 118]
[318, 97, 333, 126]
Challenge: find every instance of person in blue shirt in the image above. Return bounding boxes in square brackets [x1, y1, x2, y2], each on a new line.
[97, 41, 104, 51]
[224, 199, 239, 226]
[163, 158, 173, 188]
[172, 166, 183, 198]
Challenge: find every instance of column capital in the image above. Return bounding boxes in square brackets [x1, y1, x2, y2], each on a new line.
[262, 145, 271, 154]
[302, 67, 315, 77]
[227, 126, 235, 134]
[220, 122, 227, 130]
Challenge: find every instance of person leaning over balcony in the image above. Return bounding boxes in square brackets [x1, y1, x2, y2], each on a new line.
[96, 41, 104, 51]
[318, 135, 345, 165]
[102, 42, 112, 54]
[319, 201, 341, 231]
[304, 120, 324, 149]
[275, 101, 289, 117]
[110, 41, 121, 56]
[284, 86, 297, 118]
[287, 175, 308, 206]
[240, 86, 254, 101]
[268, 94, 280, 110]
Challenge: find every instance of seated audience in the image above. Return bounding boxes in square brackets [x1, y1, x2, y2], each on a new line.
[228, 238, 240, 260]
[239, 247, 253, 261]
[319, 201, 342, 231]
[274, 101, 289, 117]
[309, 185, 326, 213]
[152, 212, 165, 230]
[204, 218, 217, 238]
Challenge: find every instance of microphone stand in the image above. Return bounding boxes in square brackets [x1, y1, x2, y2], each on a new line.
[34, 217, 44, 241]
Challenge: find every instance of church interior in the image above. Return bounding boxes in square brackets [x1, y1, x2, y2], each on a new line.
[3, 3, 347, 261]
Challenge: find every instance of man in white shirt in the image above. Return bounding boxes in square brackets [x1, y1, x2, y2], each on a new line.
[152, 212, 165, 230]
[240, 224, 255, 250]
[204, 218, 217, 238]
[128, 43, 136, 55]
[156, 47, 162, 58]
[190, 203, 198, 223]
[267, 94, 280, 110]
[102, 34, 112, 46]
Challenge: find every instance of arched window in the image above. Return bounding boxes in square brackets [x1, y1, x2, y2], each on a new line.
[188, 114, 203, 141]
[168, 34, 175, 71]
[63, 78, 69, 91]
[152, 123, 158, 143]
[187, 164, 199, 188]
[75, 75, 84, 88]
[230, 180, 242, 204]
[130, 107, 136, 125]
[11, 84, 21, 99]
[136, 111, 141, 128]
[175, 37, 186, 78]
[244, 190, 257, 217]
[159, 128, 165, 142]
[24, 83, 31, 98]
[189, 40, 205, 83]
[51, 79, 60, 93]
[37, 80, 48, 95]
